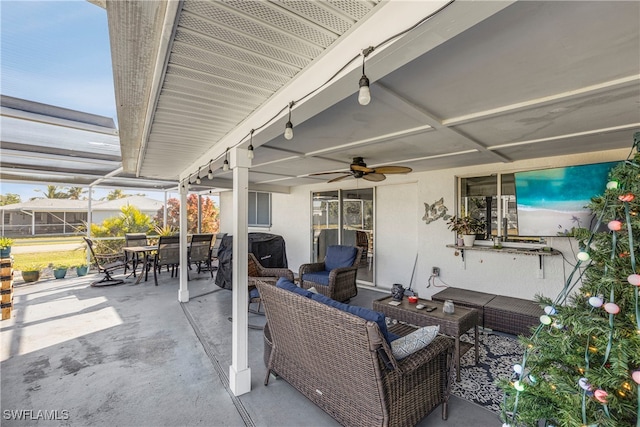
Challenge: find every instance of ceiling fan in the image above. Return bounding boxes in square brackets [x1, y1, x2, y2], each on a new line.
[310, 157, 412, 183]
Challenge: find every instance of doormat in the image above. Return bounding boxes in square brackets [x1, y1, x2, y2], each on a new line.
[451, 332, 524, 415]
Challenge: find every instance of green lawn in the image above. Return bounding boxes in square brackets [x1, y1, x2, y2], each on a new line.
[12, 250, 87, 271]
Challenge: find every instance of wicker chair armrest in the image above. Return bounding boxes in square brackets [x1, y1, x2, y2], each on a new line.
[327, 265, 358, 281]
[299, 262, 325, 277]
[394, 335, 454, 375]
[257, 267, 294, 281]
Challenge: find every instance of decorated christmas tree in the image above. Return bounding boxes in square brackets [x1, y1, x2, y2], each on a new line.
[501, 132, 640, 427]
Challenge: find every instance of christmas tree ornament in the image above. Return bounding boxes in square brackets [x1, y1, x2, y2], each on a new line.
[544, 305, 557, 315]
[540, 314, 552, 325]
[606, 180, 619, 189]
[513, 364, 523, 375]
[579, 377, 592, 390]
[588, 296, 604, 307]
[632, 370, 640, 385]
[594, 389, 608, 403]
[627, 274, 640, 286]
[607, 220, 622, 231]
[577, 251, 590, 261]
[603, 302, 620, 314]
[618, 193, 635, 202]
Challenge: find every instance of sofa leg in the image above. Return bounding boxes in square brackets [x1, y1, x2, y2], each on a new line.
[441, 401, 448, 420]
[264, 369, 271, 386]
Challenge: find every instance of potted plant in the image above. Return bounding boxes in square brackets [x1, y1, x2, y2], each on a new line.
[53, 263, 69, 279]
[75, 263, 89, 277]
[20, 263, 44, 283]
[0, 237, 13, 258]
[447, 215, 485, 246]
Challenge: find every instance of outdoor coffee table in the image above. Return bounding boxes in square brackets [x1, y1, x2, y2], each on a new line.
[373, 295, 479, 381]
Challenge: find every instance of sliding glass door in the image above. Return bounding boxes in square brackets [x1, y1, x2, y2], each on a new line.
[311, 188, 374, 285]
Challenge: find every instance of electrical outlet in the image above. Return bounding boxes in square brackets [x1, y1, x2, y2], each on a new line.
[432, 267, 440, 276]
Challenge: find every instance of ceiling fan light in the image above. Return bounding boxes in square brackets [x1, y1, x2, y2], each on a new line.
[358, 75, 371, 105]
[284, 121, 294, 140]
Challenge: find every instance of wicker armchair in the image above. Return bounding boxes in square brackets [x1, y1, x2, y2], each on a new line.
[248, 253, 294, 314]
[257, 281, 454, 427]
[299, 245, 362, 302]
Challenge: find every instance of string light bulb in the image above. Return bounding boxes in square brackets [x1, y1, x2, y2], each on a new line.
[195, 168, 201, 185]
[247, 129, 255, 159]
[207, 161, 213, 180]
[223, 149, 229, 171]
[284, 101, 294, 140]
[358, 47, 374, 105]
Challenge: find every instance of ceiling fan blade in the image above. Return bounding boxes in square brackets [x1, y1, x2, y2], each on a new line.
[363, 173, 386, 182]
[328, 174, 353, 183]
[373, 166, 412, 174]
[351, 164, 375, 173]
[309, 170, 349, 176]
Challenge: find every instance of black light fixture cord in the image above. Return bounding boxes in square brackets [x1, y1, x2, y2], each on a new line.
[186, 0, 456, 185]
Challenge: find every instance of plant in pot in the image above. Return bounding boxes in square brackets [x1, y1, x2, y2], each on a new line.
[447, 215, 486, 247]
[74, 263, 89, 277]
[20, 263, 44, 283]
[0, 237, 13, 258]
[53, 263, 70, 279]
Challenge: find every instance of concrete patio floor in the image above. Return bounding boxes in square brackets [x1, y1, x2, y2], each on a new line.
[1, 268, 501, 426]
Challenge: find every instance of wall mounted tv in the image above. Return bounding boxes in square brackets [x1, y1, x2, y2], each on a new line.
[514, 161, 618, 236]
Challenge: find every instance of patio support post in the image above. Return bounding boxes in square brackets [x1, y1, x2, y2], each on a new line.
[178, 183, 189, 302]
[229, 146, 251, 396]
[87, 189, 92, 267]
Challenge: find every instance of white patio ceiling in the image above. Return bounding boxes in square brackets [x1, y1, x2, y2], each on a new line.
[104, 0, 639, 194]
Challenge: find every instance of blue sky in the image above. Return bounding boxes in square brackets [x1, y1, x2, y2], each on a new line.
[1, 1, 132, 201]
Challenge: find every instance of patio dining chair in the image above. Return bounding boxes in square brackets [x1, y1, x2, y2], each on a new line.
[83, 237, 126, 287]
[152, 235, 180, 286]
[123, 233, 148, 277]
[188, 233, 214, 277]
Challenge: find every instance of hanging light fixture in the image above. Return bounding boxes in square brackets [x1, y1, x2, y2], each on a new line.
[284, 101, 294, 140]
[358, 46, 374, 106]
[222, 149, 229, 171]
[207, 161, 213, 180]
[247, 129, 255, 159]
[195, 168, 201, 185]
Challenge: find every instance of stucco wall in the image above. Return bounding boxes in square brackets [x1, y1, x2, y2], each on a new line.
[219, 147, 628, 301]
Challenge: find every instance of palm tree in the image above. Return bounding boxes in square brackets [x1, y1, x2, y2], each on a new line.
[35, 185, 66, 199]
[65, 187, 86, 200]
[104, 189, 126, 200]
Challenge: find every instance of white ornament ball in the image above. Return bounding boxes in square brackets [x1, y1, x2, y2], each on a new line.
[588, 296, 603, 308]
[544, 305, 557, 315]
[513, 364, 523, 375]
[606, 181, 619, 189]
[540, 314, 552, 325]
[577, 251, 590, 262]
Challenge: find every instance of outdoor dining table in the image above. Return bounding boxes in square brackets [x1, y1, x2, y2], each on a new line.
[123, 245, 157, 284]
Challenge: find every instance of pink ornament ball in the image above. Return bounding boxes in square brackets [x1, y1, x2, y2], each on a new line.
[594, 389, 608, 403]
[603, 302, 620, 314]
[607, 220, 622, 231]
[632, 370, 640, 385]
[618, 193, 635, 202]
[628, 274, 640, 286]
[588, 296, 603, 308]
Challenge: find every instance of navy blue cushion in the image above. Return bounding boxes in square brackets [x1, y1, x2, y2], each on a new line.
[276, 277, 314, 298]
[310, 293, 394, 344]
[302, 271, 330, 286]
[324, 245, 357, 271]
[249, 287, 260, 300]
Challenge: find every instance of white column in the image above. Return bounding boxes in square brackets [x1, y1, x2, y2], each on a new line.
[163, 190, 168, 227]
[229, 147, 251, 396]
[178, 183, 189, 302]
[87, 189, 92, 267]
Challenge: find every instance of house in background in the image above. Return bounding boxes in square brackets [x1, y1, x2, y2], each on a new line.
[1, 195, 164, 236]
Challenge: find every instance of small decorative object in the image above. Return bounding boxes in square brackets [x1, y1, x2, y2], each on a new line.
[603, 302, 620, 314]
[391, 283, 405, 301]
[422, 197, 451, 224]
[544, 305, 556, 315]
[606, 180, 619, 189]
[443, 299, 455, 314]
[513, 364, 523, 375]
[607, 220, 622, 231]
[588, 296, 603, 307]
[618, 193, 634, 202]
[632, 370, 640, 385]
[540, 314, 552, 325]
[627, 274, 640, 286]
[576, 251, 590, 262]
[578, 377, 592, 391]
[593, 389, 608, 403]
[407, 295, 418, 304]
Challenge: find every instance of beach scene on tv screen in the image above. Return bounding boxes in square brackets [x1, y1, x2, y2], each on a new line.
[515, 161, 618, 236]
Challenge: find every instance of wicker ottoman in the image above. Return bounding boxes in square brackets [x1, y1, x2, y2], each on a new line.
[484, 295, 543, 336]
[431, 287, 496, 328]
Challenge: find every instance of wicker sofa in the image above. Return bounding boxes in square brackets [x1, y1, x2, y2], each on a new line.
[256, 280, 455, 427]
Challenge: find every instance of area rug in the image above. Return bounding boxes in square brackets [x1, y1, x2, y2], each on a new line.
[451, 332, 524, 414]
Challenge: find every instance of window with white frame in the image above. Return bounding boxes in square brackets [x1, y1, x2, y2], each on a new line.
[248, 191, 271, 227]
